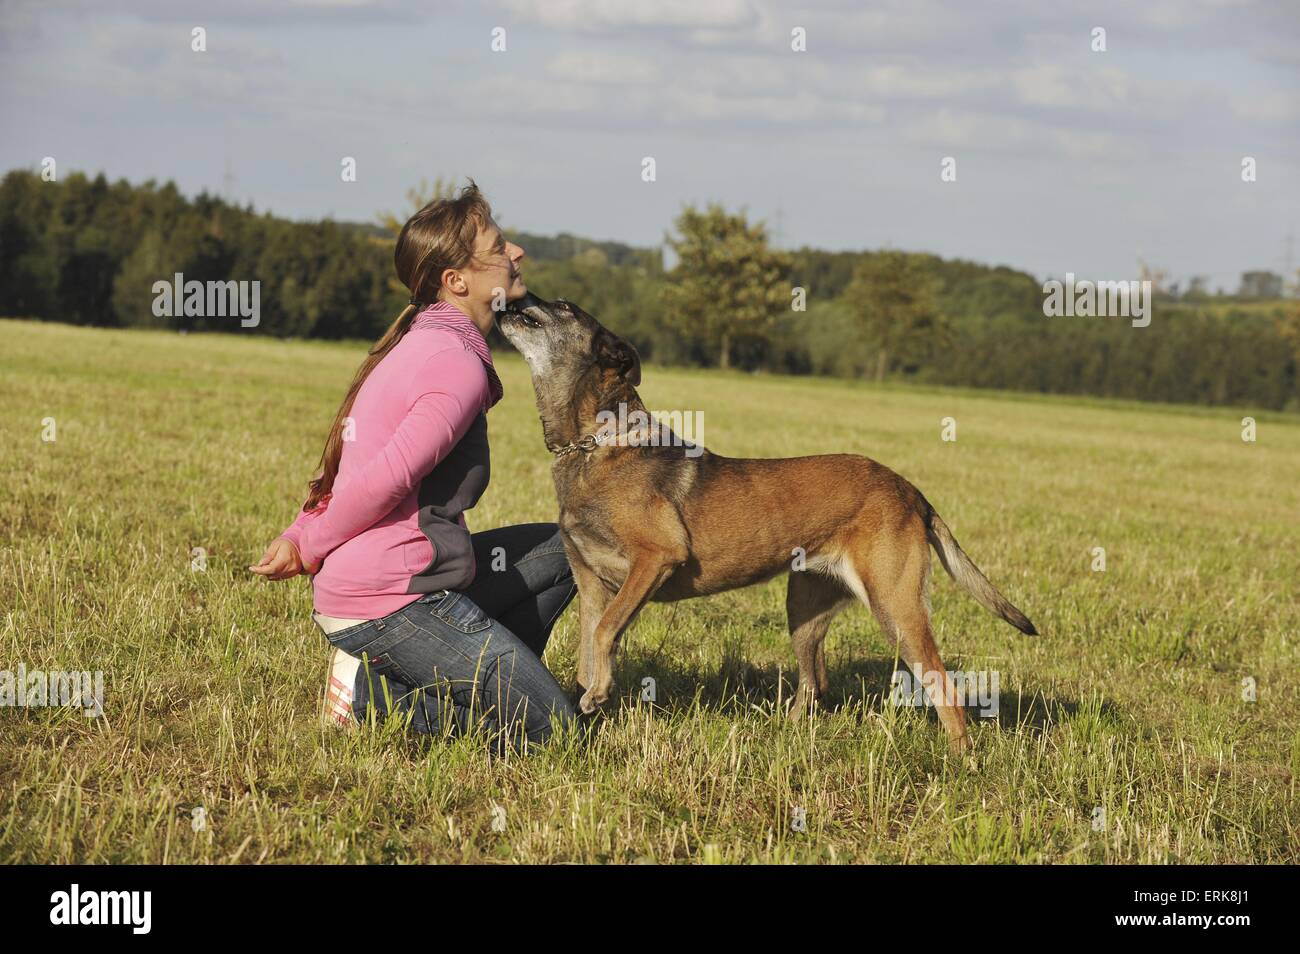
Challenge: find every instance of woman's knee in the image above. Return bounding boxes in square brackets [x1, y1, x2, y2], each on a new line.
[482, 650, 575, 741]
[522, 689, 577, 747]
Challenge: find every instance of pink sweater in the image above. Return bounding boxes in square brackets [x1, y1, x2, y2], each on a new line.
[277, 302, 494, 619]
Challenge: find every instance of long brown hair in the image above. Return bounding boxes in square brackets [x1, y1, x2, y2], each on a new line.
[303, 180, 494, 511]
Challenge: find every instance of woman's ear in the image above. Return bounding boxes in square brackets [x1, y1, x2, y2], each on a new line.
[440, 266, 467, 297]
[593, 328, 641, 386]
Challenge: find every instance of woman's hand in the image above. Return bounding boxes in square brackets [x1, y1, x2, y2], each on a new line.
[248, 538, 319, 580]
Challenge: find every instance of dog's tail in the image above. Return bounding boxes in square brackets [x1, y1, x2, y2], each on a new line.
[924, 506, 1037, 635]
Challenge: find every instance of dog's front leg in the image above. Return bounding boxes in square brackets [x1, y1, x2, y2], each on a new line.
[579, 550, 678, 714]
[566, 555, 610, 694]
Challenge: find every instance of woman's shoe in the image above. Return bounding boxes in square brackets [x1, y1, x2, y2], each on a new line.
[323, 647, 360, 729]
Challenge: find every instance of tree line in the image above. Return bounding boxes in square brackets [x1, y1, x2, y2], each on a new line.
[3, 169, 1297, 410]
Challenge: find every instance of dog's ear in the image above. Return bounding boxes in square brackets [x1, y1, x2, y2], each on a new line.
[593, 328, 641, 386]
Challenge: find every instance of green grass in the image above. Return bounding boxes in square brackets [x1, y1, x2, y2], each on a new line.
[1, 317, 1297, 864]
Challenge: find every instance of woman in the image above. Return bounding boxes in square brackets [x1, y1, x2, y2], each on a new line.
[249, 181, 578, 751]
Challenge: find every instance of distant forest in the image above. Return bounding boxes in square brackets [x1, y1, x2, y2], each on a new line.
[3, 169, 1297, 410]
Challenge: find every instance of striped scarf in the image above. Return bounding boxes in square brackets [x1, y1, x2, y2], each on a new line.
[412, 301, 504, 410]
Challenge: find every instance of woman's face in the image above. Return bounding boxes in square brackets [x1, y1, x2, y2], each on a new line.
[458, 218, 527, 310]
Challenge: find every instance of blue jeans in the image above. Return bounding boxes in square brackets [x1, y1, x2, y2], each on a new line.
[324, 523, 578, 751]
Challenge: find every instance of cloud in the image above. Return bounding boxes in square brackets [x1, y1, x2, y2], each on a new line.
[899, 109, 1040, 152]
[10, 0, 424, 26]
[500, 0, 759, 32]
[544, 51, 661, 85]
[1009, 64, 1131, 111]
[862, 63, 999, 100]
[896, 108, 1150, 163]
[65, 21, 288, 104]
[1230, 90, 1300, 124]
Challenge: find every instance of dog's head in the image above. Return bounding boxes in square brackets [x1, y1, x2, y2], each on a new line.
[499, 292, 640, 387]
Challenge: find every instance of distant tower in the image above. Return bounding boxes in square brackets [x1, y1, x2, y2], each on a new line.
[222, 158, 235, 202]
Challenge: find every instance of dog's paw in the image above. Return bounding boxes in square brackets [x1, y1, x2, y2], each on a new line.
[947, 732, 976, 761]
[580, 674, 614, 710]
[788, 688, 820, 722]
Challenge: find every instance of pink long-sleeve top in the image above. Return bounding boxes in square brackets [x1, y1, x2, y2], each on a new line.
[277, 302, 494, 619]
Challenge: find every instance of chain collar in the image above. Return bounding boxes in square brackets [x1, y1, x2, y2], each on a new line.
[547, 426, 654, 459]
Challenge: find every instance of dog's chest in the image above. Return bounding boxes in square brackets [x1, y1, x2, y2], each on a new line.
[559, 517, 631, 590]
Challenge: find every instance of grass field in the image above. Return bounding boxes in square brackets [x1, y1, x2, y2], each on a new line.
[1, 317, 1297, 864]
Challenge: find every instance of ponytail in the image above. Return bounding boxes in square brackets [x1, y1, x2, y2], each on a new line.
[303, 304, 420, 510]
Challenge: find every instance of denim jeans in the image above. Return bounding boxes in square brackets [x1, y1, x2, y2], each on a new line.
[324, 523, 578, 750]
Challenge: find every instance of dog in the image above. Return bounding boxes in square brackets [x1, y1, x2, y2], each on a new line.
[499, 292, 1037, 752]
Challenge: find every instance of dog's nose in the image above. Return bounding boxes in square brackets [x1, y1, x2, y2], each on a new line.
[506, 291, 547, 314]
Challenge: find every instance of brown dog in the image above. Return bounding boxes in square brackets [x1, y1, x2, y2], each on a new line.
[499, 293, 1037, 752]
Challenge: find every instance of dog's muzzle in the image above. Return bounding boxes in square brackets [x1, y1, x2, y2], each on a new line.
[502, 292, 552, 331]
[505, 291, 546, 314]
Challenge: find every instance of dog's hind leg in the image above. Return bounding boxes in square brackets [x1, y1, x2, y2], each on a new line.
[848, 520, 972, 753]
[786, 570, 853, 721]
[814, 639, 829, 699]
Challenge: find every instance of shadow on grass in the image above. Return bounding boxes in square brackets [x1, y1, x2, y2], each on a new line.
[613, 644, 1103, 737]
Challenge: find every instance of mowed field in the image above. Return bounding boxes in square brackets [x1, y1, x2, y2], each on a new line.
[1, 317, 1297, 864]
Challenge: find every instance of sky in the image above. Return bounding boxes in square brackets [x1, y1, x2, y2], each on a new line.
[2, 0, 1298, 292]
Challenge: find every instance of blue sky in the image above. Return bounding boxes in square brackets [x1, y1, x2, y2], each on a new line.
[2, 0, 1297, 291]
